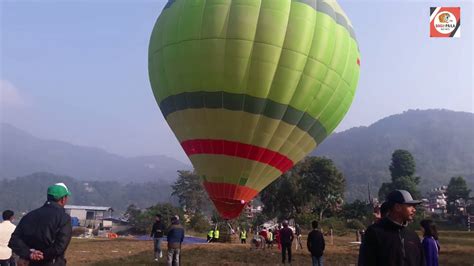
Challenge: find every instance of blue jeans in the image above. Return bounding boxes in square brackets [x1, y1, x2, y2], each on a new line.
[312, 256, 323, 266]
[167, 248, 180, 266]
[153, 238, 163, 258]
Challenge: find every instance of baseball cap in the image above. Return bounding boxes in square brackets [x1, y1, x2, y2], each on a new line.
[47, 183, 71, 199]
[386, 190, 422, 205]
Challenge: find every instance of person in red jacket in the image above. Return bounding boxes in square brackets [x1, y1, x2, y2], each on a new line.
[258, 227, 268, 242]
[275, 225, 282, 251]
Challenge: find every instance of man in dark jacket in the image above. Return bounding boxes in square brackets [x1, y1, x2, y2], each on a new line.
[150, 214, 166, 261]
[307, 220, 325, 266]
[166, 216, 184, 266]
[9, 183, 72, 266]
[279, 220, 294, 264]
[359, 190, 425, 266]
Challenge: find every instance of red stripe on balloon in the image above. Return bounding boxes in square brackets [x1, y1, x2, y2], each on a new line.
[181, 139, 294, 173]
[357, 58, 360, 66]
[203, 182, 258, 202]
[203, 181, 259, 220]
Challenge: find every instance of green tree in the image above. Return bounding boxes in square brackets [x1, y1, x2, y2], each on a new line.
[260, 156, 345, 221]
[260, 170, 306, 220]
[124, 203, 183, 234]
[341, 200, 371, 220]
[379, 150, 421, 200]
[188, 213, 211, 233]
[446, 176, 471, 214]
[300, 157, 345, 220]
[447, 176, 471, 201]
[389, 149, 416, 179]
[171, 170, 211, 215]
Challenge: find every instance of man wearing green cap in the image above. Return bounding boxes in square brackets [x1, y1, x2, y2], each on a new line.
[9, 183, 72, 265]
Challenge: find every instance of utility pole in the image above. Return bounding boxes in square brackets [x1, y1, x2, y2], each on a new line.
[468, 216, 471, 232]
[367, 182, 373, 206]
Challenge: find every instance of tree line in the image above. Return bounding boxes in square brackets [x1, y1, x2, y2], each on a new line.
[154, 151, 472, 234]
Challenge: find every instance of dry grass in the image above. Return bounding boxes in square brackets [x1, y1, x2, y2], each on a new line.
[64, 232, 474, 265]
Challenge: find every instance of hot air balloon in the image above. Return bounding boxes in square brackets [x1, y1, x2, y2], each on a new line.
[148, 0, 360, 219]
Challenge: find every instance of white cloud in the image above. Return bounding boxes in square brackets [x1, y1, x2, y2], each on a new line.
[0, 80, 28, 107]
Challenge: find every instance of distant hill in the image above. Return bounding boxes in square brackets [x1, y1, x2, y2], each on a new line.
[0, 123, 191, 183]
[2, 110, 473, 203]
[0, 172, 174, 212]
[312, 109, 474, 201]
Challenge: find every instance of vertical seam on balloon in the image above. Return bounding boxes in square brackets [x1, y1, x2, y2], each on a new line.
[323, 38, 357, 133]
[157, 11, 170, 104]
[314, 24, 349, 135]
[221, 0, 234, 200]
[307, 6, 339, 131]
[276, 4, 340, 168]
[236, 0, 264, 191]
[304, 26, 358, 147]
[159, 8, 178, 150]
[247, 1, 292, 191]
[195, 0, 208, 187]
[328, 63, 358, 134]
[253, 1, 320, 191]
[262, 2, 318, 189]
[253, 2, 316, 191]
[199, 1, 215, 187]
[175, 1, 196, 180]
[225, 1, 249, 198]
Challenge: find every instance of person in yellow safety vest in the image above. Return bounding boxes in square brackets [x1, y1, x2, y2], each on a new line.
[240, 229, 247, 244]
[267, 229, 274, 249]
[213, 228, 220, 242]
[207, 229, 214, 243]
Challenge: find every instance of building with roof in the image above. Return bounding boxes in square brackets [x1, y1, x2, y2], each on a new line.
[244, 201, 262, 219]
[425, 186, 448, 214]
[65, 205, 113, 228]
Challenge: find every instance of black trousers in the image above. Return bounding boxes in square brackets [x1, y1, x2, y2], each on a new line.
[281, 243, 292, 263]
[0, 257, 15, 266]
[30, 257, 66, 266]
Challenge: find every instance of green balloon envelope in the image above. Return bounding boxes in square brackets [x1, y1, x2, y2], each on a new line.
[149, 0, 360, 219]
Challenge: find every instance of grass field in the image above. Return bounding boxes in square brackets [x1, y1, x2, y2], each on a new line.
[65, 231, 474, 265]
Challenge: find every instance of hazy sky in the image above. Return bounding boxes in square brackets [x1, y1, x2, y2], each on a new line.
[1, 0, 472, 163]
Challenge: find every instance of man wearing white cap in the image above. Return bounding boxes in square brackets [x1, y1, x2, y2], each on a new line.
[9, 183, 72, 266]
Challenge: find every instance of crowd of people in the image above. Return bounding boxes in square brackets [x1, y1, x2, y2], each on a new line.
[206, 227, 220, 243]
[0, 183, 441, 266]
[243, 189, 440, 266]
[248, 220, 325, 265]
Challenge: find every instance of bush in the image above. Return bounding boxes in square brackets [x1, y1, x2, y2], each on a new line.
[188, 213, 211, 233]
[320, 217, 348, 236]
[72, 227, 86, 237]
[125, 203, 184, 234]
[346, 219, 366, 230]
[294, 213, 320, 230]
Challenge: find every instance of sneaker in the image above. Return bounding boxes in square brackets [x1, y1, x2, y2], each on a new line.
[159, 251, 163, 258]
[154, 258, 158, 262]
